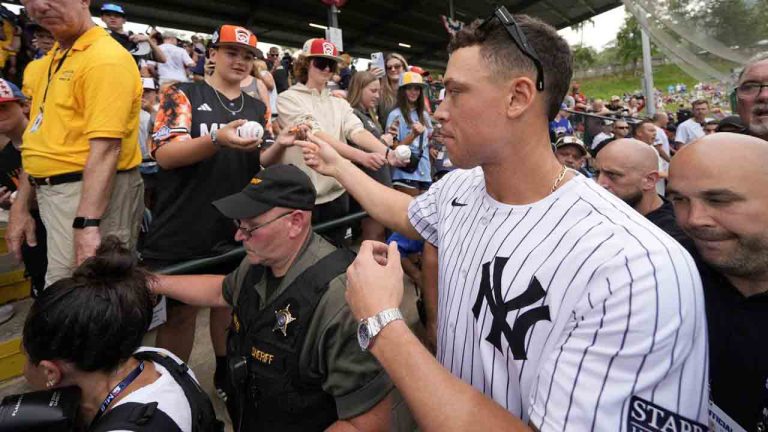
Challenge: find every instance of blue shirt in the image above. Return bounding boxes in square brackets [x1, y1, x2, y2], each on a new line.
[549, 117, 573, 138]
[386, 108, 433, 183]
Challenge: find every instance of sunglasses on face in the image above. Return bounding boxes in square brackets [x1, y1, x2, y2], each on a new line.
[479, 6, 545, 91]
[312, 57, 338, 72]
[386, 63, 403, 71]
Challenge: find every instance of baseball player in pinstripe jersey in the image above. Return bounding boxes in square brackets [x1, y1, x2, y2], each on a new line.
[299, 7, 709, 431]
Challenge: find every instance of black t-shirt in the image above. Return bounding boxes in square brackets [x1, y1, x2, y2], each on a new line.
[141, 82, 267, 261]
[0, 141, 21, 191]
[271, 66, 290, 94]
[700, 263, 768, 430]
[644, 198, 697, 256]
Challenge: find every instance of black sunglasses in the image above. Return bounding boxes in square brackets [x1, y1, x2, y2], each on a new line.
[480, 6, 545, 91]
[312, 57, 338, 72]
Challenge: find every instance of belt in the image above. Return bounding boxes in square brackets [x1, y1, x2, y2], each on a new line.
[29, 168, 137, 187]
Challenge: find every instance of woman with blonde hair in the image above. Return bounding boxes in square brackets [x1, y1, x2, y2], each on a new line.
[378, 52, 408, 123]
[347, 70, 395, 241]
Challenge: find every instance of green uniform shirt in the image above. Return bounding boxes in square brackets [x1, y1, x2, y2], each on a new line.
[222, 233, 392, 419]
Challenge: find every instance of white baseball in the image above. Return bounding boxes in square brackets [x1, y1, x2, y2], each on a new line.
[236, 121, 264, 140]
[394, 145, 411, 162]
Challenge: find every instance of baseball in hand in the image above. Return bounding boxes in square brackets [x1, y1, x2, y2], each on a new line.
[394, 145, 411, 162]
[236, 121, 264, 140]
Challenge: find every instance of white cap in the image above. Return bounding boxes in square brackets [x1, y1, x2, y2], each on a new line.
[142, 78, 157, 90]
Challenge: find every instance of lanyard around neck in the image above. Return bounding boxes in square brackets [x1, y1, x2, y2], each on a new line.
[89, 360, 145, 427]
[40, 48, 72, 113]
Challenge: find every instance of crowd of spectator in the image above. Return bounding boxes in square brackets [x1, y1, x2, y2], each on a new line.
[0, 2, 766, 432]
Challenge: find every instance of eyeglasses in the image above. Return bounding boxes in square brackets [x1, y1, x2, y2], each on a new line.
[268, 53, 279, 57]
[312, 57, 338, 72]
[386, 63, 403, 71]
[736, 82, 768, 97]
[233, 211, 294, 239]
[615, 126, 630, 130]
[479, 6, 545, 91]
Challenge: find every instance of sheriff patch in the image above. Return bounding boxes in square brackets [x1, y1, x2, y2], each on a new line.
[628, 396, 707, 432]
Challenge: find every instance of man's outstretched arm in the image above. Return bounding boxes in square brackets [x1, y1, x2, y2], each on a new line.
[152, 275, 227, 307]
[298, 134, 420, 239]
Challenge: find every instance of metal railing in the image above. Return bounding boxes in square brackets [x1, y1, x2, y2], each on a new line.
[157, 211, 368, 275]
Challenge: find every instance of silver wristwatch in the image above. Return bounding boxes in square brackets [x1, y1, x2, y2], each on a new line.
[210, 129, 219, 147]
[357, 308, 403, 351]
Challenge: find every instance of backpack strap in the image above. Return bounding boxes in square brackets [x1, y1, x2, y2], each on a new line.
[89, 402, 181, 432]
[133, 351, 224, 432]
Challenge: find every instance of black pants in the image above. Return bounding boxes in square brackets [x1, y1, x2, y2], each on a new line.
[312, 194, 350, 247]
[22, 210, 47, 298]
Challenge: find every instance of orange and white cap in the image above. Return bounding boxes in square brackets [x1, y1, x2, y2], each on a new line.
[302, 38, 341, 61]
[212, 25, 258, 53]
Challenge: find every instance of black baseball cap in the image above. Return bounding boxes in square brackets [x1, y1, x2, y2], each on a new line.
[212, 165, 316, 220]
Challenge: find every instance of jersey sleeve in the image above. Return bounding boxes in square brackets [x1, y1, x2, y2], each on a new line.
[151, 85, 193, 156]
[407, 175, 444, 245]
[527, 246, 708, 431]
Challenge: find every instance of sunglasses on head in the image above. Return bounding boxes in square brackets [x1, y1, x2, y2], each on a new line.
[479, 6, 545, 91]
[312, 57, 337, 72]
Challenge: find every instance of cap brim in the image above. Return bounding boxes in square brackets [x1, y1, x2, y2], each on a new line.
[556, 143, 587, 155]
[212, 192, 273, 220]
[215, 42, 258, 54]
[130, 42, 152, 56]
[306, 54, 341, 61]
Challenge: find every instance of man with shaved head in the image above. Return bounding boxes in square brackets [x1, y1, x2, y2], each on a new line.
[596, 138, 693, 252]
[668, 132, 768, 431]
[736, 54, 768, 140]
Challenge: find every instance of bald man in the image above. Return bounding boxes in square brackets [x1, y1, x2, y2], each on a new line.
[635, 119, 668, 196]
[668, 133, 768, 432]
[596, 138, 693, 253]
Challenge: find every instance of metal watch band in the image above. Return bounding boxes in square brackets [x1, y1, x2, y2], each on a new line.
[210, 129, 219, 147]
[370, 308, 403, 339]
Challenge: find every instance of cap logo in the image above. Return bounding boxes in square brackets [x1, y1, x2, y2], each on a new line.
[0, 80, 12, 99]
[235, 28, 251, 44]
[322, 42, 334, 56]
[250, 177, 262, 185]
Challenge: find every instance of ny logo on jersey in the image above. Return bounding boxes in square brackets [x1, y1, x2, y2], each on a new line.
[472, 257, 551, 359]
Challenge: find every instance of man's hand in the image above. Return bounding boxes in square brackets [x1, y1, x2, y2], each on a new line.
[345, 241, 404, 321]
[357, 151, 387, 171]
[429, 147, 439, 160]
[0, 186, 11, 210]
[130, 33, 150, 43]
[297, 134, 346, 177]
[5, 208, 36, 262]
[275, 123, 310, 148]
[74, 227, 100, 266]
[215, 119, 262, 152]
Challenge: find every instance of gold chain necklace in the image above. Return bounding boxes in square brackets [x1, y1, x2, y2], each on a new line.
[551, 165, 568, 193]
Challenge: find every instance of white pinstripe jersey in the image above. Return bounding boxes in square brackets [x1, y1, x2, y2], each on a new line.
[408, 168, 709, 431]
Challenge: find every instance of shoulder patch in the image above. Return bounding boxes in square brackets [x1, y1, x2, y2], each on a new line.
[628, 396, 707, 432]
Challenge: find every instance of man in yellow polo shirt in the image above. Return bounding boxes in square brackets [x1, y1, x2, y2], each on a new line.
[7, 0, 143, 286]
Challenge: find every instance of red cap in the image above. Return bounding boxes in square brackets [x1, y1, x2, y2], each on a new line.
[409, 66, 429, 76]
[302, 38, 340, 61]
[212, 25, 258, 53]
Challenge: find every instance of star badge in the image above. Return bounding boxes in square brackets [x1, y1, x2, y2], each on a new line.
[273, 304, 296, 337]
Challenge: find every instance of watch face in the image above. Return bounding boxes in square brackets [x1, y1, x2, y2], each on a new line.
[357, 321, 370, 351]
